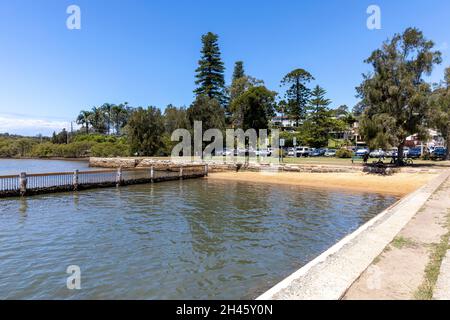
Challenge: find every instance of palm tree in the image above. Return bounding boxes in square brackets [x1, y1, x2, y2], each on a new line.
[89, 107, 107, 134]
[100, 103, 113, 135]
[111, 102, 131, 135]
[76, 110, 93, 134]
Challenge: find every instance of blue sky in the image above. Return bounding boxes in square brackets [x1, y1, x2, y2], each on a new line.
[0, 0, 449, 136]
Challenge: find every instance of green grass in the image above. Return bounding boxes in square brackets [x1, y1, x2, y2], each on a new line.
[391, 236, 418, 249]
[414, 211, 450, 300]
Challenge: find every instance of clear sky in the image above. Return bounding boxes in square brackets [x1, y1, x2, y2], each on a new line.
[1, 0, 449, 136]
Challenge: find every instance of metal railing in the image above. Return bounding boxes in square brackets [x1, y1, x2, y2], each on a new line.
[0, 165, 208, 197]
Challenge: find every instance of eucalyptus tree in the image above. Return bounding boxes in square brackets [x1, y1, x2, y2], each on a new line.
[357, 28, 442, 163]
[429, 67, 450, 159]
[187, 95, 225, 132]
[230, 85, 277, 131]
[126, 107, 165, 156]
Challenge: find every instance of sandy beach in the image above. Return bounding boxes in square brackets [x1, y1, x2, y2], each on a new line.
[208, 171, 438, 196]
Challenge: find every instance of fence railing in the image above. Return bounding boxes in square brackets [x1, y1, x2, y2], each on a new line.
[0, 165, 208, 198]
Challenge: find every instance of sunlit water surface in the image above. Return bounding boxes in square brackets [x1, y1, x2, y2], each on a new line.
[0, 178, 398, 299]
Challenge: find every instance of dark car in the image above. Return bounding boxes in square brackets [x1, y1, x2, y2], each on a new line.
[431, 147, 448, 160]
[408, 147, 422, 159]
[310, 148, 326, 157]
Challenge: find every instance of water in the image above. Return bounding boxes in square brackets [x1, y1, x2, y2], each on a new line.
[0, 178, 398, 299]
[0, 159, 95, 175]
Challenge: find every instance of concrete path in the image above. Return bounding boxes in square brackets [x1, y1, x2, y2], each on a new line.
[433, 247, 450, 300]
[258, 171, 450, 300]
[345, 174, 450, 300]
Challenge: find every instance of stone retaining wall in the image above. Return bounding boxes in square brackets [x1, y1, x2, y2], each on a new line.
[89, 157, 441, 175]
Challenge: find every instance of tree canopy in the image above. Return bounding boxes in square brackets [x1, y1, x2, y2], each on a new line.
[230, 86, 276, 131]
[126, 107, 165, 156]
[358, 27, 442, 159]
[280, 68, 314, 125]
[194, 32, 227, 106]
[429, 67, 450, 159]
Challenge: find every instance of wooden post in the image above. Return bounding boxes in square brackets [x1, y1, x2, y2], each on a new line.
[116, 167, 123, 187]
[204, 164, 209, 176]
[150, 166, 154, 183]
[179, 166, 183, 180]
[19, 172, 27, 196]
[73, 170, 79, 191]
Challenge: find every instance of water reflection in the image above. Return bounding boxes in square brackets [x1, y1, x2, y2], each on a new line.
[19, 197, 28, 217]
[0, 179, 398, 299]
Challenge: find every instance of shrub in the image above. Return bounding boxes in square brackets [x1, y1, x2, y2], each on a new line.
[336, 148, 353, 158]
[90, 142, 129, 157]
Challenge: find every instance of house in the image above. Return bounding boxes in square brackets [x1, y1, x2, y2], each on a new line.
[270, 116, 297, 128]
[405, 129, 444, 149]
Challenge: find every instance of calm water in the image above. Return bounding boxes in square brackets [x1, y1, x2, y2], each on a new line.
[0, 159, 94, 175]
[0, 178, 398, 299]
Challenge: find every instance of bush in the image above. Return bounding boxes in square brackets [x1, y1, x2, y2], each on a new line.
[336, 148, 353, 158]
[90, 142, 129, 157]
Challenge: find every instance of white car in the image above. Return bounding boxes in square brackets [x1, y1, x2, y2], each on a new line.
[219, 148, 233, 156]
[369, 149, 385, 158]
[296, 147, 310, 157]
[355, 148, 370, 157]
[287, 148, 295, 157]
[324, 149, 337, 157]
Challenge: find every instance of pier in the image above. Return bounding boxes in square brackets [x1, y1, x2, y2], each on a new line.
[0, 165, 208, 198]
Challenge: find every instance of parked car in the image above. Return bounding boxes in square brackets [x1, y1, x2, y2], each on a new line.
[369, 149, 385, 158]
[310, 148, 326, 157]
[403, 147, 410, 157]
[287, 147, 295, 157]
[408, 147, 422, 159]
[324, 149, 337, 157]
[386, 148, 398, 158]
[355, 148, 370, 157]
[431, 147, 448, 160]
[296, 147, 310, 157]
[257, 148, 272, 157]
[218, 148, 233, 156]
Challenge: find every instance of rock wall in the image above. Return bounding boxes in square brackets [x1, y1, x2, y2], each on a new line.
[89, 157, 368, 173]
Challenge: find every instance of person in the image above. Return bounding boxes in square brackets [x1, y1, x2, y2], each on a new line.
[363, 152, 369, 164]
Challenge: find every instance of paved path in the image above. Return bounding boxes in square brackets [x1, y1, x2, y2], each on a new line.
[345, 173, 450, 300]
[433, 246, 450, 299]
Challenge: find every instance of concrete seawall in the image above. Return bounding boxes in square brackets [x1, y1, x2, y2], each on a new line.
[257, 170, 450, 300]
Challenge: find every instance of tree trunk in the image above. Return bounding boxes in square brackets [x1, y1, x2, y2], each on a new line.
[397, 143, 405, 166]
[446, 132, 450, 161]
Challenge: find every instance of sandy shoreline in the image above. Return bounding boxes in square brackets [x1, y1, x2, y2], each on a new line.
[207, 171, 437, 196]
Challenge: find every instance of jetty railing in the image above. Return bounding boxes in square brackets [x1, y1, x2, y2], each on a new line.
[0, 165, 208, 198]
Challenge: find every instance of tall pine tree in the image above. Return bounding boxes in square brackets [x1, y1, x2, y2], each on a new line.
[280, 68, 314, 126]
[232, 61, 245, 82]
[194, 32, 227, 106]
